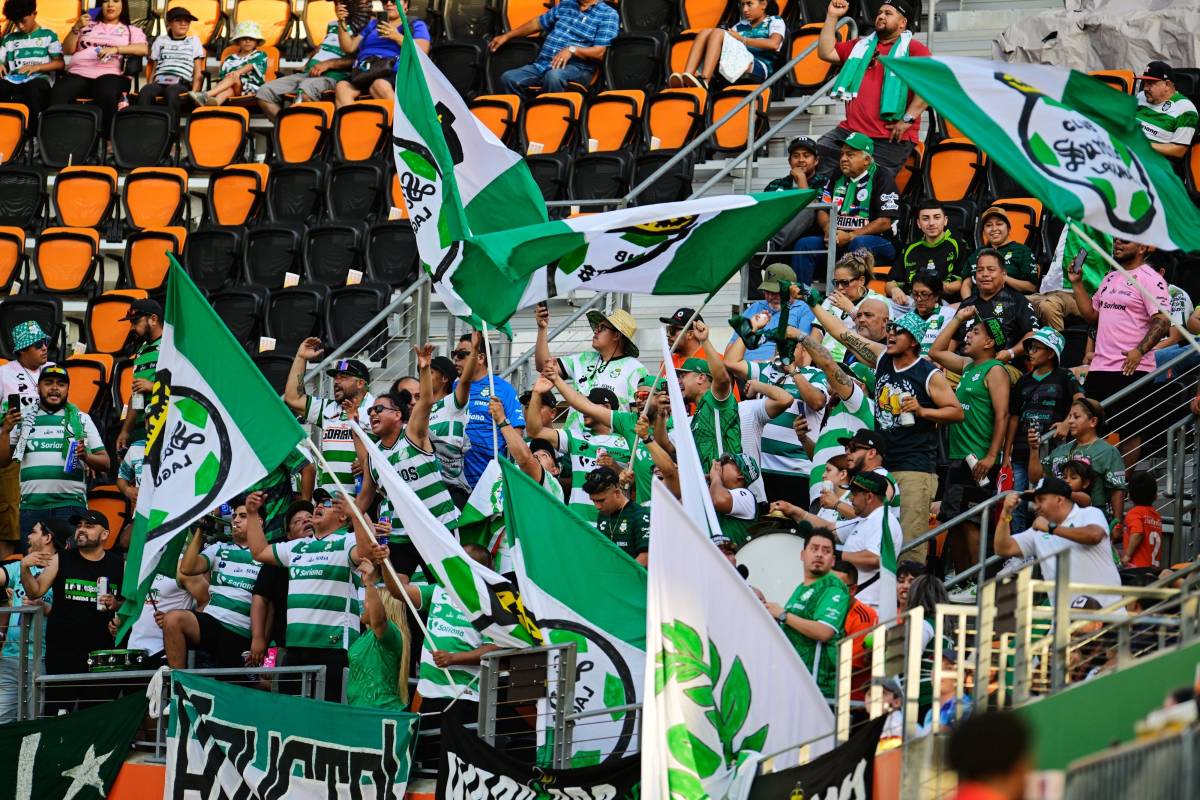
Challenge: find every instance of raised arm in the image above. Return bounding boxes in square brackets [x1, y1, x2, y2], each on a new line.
[693, 322, 730, 400]
[1066, 261, 1098, 325]
[547, 365, 613, 428]
[928, 306, 974, 373]
[178, 528, 210, 577]
[334, 3, 364, 53]
[244, 491, 280, 566]
[708, 459, 734, 513]
[407, 344, 436, 447]
[283, 337, 323, 415]
[748, 379, 795, 418]
[358, 559, 391, 640]
[994, 493, 1024, 557]
[809, 296, 884, 367]
[800, 333, 855, 401]
[533, 303, 565, 378]
[454, 333, 480, 408]
[524, 368, 563, 448]
[490, 397, 543, 483]
[818, 0, 848, 63]
[20, 550, 57, 599]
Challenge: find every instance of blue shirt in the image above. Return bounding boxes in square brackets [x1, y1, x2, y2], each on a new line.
[535, 0, 619, 69]
[461, 374, 525, 487]
[734, 299, 817, 361]
[2, 561, 49, 659]
[354, 17, 429, 66]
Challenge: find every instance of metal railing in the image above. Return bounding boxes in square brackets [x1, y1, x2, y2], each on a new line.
[1064, 723, 1198, 800]
[0, 605, 45, 722]
[477, 643, 576, 768]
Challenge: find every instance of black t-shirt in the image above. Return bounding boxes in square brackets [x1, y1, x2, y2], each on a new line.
[45, 549, 125, 671]
[824, 165, 901, 238]
[874, 354, 940, 472]
[251, 563, 289, 647]
[894, 233, 966, 288]
[1010, 367, 1081, 460]
[957, 287, 1039, 354]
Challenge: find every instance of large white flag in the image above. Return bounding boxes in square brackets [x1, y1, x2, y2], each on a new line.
[642, 481, 834, 799]
[659, 329, 722, 537]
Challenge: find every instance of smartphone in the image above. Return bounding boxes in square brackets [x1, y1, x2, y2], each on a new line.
[376, 10, 388, 23]
[1069, 248, 1087, 276]
[6, 393, 18, 413]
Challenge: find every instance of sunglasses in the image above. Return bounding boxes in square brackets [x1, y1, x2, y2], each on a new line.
[367, 404, 398, 415]
[451, 350, 470, 359]
[595, 323, 618, 335]
[318, 499, 333, 508]
[31, 339, 49, 349]
[832, 278, 858, 288]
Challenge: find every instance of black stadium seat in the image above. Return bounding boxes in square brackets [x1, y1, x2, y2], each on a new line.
[525, 153, 570, 204]
[604, 33, 667, 92]
[303, 222, 366, 286]
[631, 151, 693, 205]
[266, 162, 326, 224]
[486, 38, 541, 95]
[183, 226, 242, 294]
[242, 223, 304, 289]
[0, 295, 64, 361]
[0, 166, 46, 230]
[209, 286, 268, 351]
[620, 0, 675, 33]
[568, 152, 632, 206]
[432, 40, 487, 100]
[111, 107, 176, 169]
[265, 283, 329, 353]
[365, 221, 420, 289]
[325, 162, 387, 223]
[441, 0, 495, 40]
[253, 352, 295, 395]
[325, 281, 391, 350]
[38, 105, 102, 169]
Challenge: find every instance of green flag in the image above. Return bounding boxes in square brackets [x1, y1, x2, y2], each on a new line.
[475, 191, 816, 297]
[881, 56, 1200, 251]
[0, 692, 147, 800]
[501, 458, 647, 765]
[117, 256, 307, 636]
[167, 671, 418, 797]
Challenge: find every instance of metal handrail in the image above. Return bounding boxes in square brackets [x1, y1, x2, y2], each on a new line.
[897, 489, 1019, 588]
[499, 292, 609, 380]
[621, 17, 856, 205]
[304, 274, 430, 383]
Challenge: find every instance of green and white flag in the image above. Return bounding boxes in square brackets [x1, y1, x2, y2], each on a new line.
[643, 480, 834, 800]
[882, 56, 1200, 251]
[659, 328, 722, 538]
[878, 511, 898, 624]
[456, 457, 504, 550]
[117, 258, 307, 636]
[476, 191, 815, 300]
[167, 671, 418, 799]
[501, 458, 647, 766]
[0, 692, 146, 800]
[352, 424, 542, 648]
[391, 10, 548, 328]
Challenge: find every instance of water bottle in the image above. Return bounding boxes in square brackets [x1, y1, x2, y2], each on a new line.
[354, 474, 364, 495]
[377, 511, 391, 545]
[96, 576, 109, 610]
[965, 454, 990, 488]
[64, 438, 80, 473]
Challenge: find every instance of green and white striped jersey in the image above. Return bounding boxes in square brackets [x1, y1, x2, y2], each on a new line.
[200, 542, 261, 639]
[117, 440, 145, 487]
[428, 393, 469, 491]
[808, 384, 876, 502]
[559, 351, 648, 434]
[557, 429, 630, 521]
[127, 337, 160, 440]
[416, 583, 491, 701]
[272, 531, 362, 651]
[1137, 91, 1198, 145]
[370, 432, 460, 544]
[302, 393, 375, 494]
[745, 362, 828, 477]
[8, 404, 104, 510]
[0, 27, 61, 84]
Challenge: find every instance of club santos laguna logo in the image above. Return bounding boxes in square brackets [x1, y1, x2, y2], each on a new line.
[393, 101, 465, 281]
[144, 370, 232, 541]
[560, 215, 700, 283]
[996, 71, 1157, 236]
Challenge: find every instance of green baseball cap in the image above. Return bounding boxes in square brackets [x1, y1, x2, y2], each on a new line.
[758, 262, 797, 293]
[888, 311, 928, 344]
[977, 316, 1007, 349]
[638, 374, 660, 390]
[731, 453, 760, 484]
[842, 131, 875, 155]
[676, 357, 711, 377]
[849, 471, 888, 497]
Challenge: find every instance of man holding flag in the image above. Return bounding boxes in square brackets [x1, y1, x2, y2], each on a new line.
[840, 472, 901, 618]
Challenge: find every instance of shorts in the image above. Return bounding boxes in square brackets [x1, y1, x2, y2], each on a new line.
[388, 540, 429, 578]
[938, 459, 999, 523]
[255, 72, 337, 105]
[193, 611, 251, 668]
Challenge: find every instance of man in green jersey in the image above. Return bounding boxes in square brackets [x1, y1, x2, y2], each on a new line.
[584, 467, 649, 565]
[488, 397, 563, 501]
[672, 321, 740, 469]
[1135, 61, 1197, 161]
[890, 199, 967, 303]
[765, 527, 850, 698]
[708, 453, 761, 546]
[116, 299, 163, 452]
[166, 500, 263, 668]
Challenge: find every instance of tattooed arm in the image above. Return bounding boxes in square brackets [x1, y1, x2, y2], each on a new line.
[283, 336, 324, 415]
[801, 333, 854, 400]
[809, 298, 883, 367]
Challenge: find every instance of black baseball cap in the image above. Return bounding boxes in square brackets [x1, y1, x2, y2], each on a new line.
[787, 136, 819, 155]
[1069, 595, 1102, 610]
[38, 364, 69, 384]
[1140, 61, 1174, 83]
[587, 387, 620, 410]
[582, 466, 621, 494]
[69, 509, 110, 529]
[165, 6, 199, 21]
[119, 298, 164, 322]
[837, 429, 887, 456]
[326, 358, 370, 381]
[880, 0, 912, 19]
[38, 517, 74, 550]
[1024, 476, 1072, 500]
[659, 308, 702, 327]
[519, 388, 557, 408]
[312, 488, 333, 504]
[528, 438, 559, 463]
[848, 471, 888, 497]
[284, 499, 314, 529]
[430, 356, 457, 382]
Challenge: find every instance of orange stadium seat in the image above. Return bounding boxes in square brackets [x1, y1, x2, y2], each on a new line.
[503, 0, 551, 31]
[232, 0, 293, 47]
[185, 107, 251, 170]
[680, 0, 727, 29]
[273, 101, 334, 163]
[33, 227, 101, 295]
[0, 103, 30, 163]
[667, 31, 696, 76]
[1089, 69, 1135, 94]
[332, 99, 393, 162]
[301, 0, 337, 47]
[789, 23, 847, 93]
[520, 91, 583, 154]
[581, 90, 644, 153]
[470, 94, 522, 147]
[167, 0, 222, 44]
[206, 163, 270, 226]
[644, 87, 707, 150]
[52, 166, 118, 230]
[88, 485, 131, 550]
[893, 141, 923, 195]
[0, 227, 25, 293]
[85, 289, 148, 355]
[122, 167, 188, 230]
[113, 358, 134, 415]
[922, 137, 985, 203]
[709, 83, 769, 154]
[37, 0, 81, 41]
[65, 353, 113, 415]
[123, 227, 187, 291]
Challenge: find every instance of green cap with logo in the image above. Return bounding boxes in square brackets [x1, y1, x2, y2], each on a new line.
[1029, 326, 1064, 359]
[889, 311, 928, 344]
[676, 357, 711, 377]
[849, 471, 888, 496]
[758, 262, 797, 293]
[732, 453, 760, 484]
[977, 316, 1007, 349]
[842, 131, 875, 155]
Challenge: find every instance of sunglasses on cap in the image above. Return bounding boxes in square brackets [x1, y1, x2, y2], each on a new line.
[367, 403, 398, 415]
[318, 499, 333, 508]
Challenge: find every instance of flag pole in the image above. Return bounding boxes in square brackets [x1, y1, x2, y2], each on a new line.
[480, 322, 500, 458]
[297, 441, 457, 686]
[1064, 220, 1200, 359]
[638, 290, 719, 421]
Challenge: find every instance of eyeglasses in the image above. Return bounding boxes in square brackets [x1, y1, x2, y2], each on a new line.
[367, 404, 398, 415]
[451, 350, 470, 359]
[595, 323, 617, 335]
[911, 290, 935, 300]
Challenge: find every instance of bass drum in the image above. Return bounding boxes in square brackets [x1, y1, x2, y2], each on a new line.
[736, 532, 807, 606]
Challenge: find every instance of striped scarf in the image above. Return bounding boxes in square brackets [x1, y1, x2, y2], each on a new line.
[13, 402, 84, 465]
[830, 31, 913, 121]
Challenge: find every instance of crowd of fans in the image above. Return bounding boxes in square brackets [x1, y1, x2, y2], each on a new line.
[0, 0, 1196, 768]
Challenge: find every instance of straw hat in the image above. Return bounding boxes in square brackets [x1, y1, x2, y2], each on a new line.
[585, 309, 639, 357]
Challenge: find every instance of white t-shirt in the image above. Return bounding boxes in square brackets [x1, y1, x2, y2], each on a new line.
[841, 505, 902, 610]
[735, 398, 771, 502]
[128, 571, 195, 653]
[727, 486, 757, 520]
[1011, 504, 1122, 607]
[0, 360, 45, 415]
[149, 34, 205, 84]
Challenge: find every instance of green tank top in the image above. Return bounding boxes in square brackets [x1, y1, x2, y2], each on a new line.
[949, 358, 1003, 461]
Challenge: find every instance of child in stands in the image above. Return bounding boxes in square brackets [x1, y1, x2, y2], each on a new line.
[1059, 459, 1095, 509]
[1122, 471, 1163, 570]
[0, 0, 65, 127]
[138, 6, 205, 116]
[189, 20, 266, 106]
